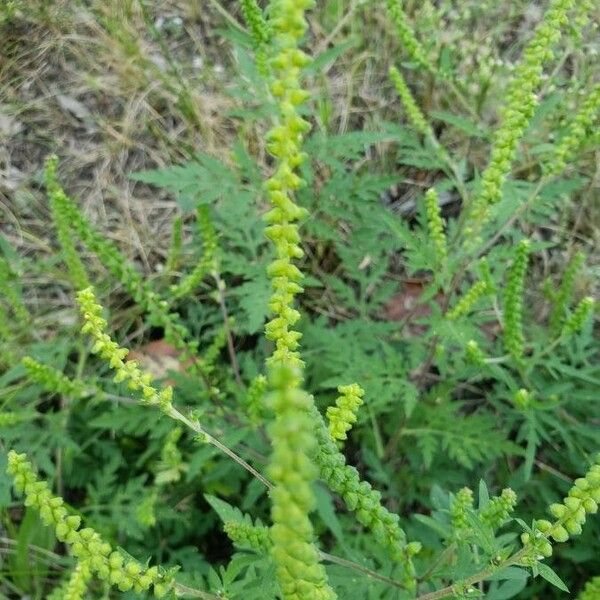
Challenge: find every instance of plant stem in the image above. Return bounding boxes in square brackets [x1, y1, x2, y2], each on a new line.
[213, 270, 243, 386]
[319, 551, 407, 590]
[167, 406, 273, 490]
[415, 548, 528, 600]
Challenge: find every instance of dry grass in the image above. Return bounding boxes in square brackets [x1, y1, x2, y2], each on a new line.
[1, 0, 598, 311]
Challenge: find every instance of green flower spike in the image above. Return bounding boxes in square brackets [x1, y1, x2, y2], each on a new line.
[450, 487, 474, 536]
[45, 158, 212, 387]
[45, 156, 91, 290]
[466, 0, 576, 237]
[239, 0, 270, 74]
[545, 83, 600, 176]
[22, 356, 88, 399]
[259, 1, 336, 597]
[263, 0, 314, 373]
[447, 280, 489, 321]
[165, 213, 183, 274]
[424, 188, 448, 267]
[312, 405, 417, 591]
[465, 340, 486, 366]
[6, 451, 172, 597]
[326, 383, 364, 445]
[171, 205, 218, 299]
[512, 388, 532, 410]
[224, 520, 271, 554]
[480, 488, 517, 530]
[389, 66, 431, 137]
[549, 251, 585, 333]
[503, 239, 530, 362]
[386, 0, 434, 74]
[63, 561, 92, 600]
[0, 257, 29, 328]
[245, 373, 268, 423]
[266, 366, 335, 600]
[562, 296, 595, 337]
[521, 453, 600, 563]
[577, 576, 600, 600]
[76, 287, 173, 412]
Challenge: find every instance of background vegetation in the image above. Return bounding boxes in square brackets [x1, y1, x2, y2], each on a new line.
[0, 0, 598, 598]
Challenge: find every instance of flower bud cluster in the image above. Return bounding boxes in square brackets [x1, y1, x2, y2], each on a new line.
[521, 454, 600, 562]
[563, 296, 595, 337]
[0, 257, 29, 328]
[22, 356, 88, 399]
[447, 281, 489, 321]
[545, 83, 600, 176]
[503, 239, 530, 362]
[465, 340, 486, 366]
[6, 451, 172, 597]
[577, 576, 600, 600]
[44, 159, 211, 385]
[389, 66, 431, 137]
[312, 405, 417, 590]
[63, 561, 92, 600]
[466, 0, 575, 233]
[266, 367, 335, 600]
[171, 205, 218, 299]
[259, 2, 336, 598]
[450, 487, 474, 536]
[512, 388, 531, 410]
[263, 0, 314, 373]
[549, 251, 585, 333]
[45, 156, 91, 291]
[76, 287, 173, 412]
[326, 383, 364, 444]
[240, 0, 269, 46]
[224, 520, 271, 554]
[480, 488, 517, 530]
[245, 374, 267, 423]
[386, 0, 434, 74]
[424, 188, 448, 267]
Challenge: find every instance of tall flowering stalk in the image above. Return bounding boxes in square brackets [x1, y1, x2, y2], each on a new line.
[465, 0, 576, 241]
[261, 1, 335, 598]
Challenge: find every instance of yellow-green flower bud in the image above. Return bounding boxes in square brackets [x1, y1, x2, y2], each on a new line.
[0, 257, 29, 328]
[577, 576, 600, 600]
[389, 66, 431, 137]
[312, 405, 415, 589]
[447, 281, 489, 321]
[265, 366, 335, 600]
[6, 451, 173, 597]
[545, 83, 600, 176]
[386, 0, 434, 74]
[22, 356, 88, 398]
[562, 296, 595, 337]
[326, 383, 364, 444]
[224, 520, 271, 553]
[45, 156, 91, 290]
[170, 205, 218, 299]
[450, 487, 474, 537]
[423, 188, 448, 267]
[480, 488, 517, 530]
[513, 388, 531, 409]
[465, 340, 486, 366]
[76, 287, 173, 412]
[465, 0, 576, 235]
[548, 251, 585, 333]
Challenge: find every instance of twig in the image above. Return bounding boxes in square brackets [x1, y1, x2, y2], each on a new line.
[213, 271, 242, 386]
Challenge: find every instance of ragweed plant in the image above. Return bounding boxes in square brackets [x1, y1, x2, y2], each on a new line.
[2, 0, 599, 599]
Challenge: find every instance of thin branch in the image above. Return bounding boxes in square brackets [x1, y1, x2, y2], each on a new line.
[416, 548, 528, 600]
[319, 551, 408, 590]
